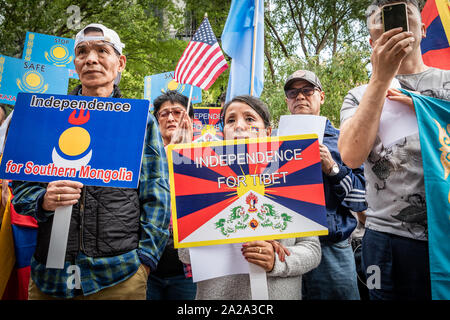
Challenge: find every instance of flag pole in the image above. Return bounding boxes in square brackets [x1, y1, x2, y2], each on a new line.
[250, 0, 259, 96]
[186, 85, 193, 115]
[186, 12, 208, 115]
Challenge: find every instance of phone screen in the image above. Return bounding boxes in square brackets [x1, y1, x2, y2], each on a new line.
[383, 3, 408, 32]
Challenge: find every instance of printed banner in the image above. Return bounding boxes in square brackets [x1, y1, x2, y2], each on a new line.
[168, 135, 328, 248]
[0, 92, 150, 188]
[193, 106, 223, 142]
[404, 90, 450, 300]
[144, 71, 202, 111]
[0, 55, 69, 105]
[22, 31, 78, 78]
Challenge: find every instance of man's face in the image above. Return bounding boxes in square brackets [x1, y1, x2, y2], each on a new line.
[74, 31, 125, 89]
[368, 3, 425, 48]
[285, 80, 325, 116]
[157, 101, 187, 144]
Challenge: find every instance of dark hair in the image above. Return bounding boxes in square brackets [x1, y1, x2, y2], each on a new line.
[153, 90, 193, 120]
[366, 0, 420, 21]
[220, 95, 271, 129]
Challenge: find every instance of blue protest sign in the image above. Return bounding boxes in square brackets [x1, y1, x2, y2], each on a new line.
[22, 31, 78, 78]
[144, 71, 202, 111]
[0, 93, 150, 188]
[0, 55, 69, 105]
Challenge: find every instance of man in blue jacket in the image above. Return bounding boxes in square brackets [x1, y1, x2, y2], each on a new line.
[284, 70, 367, 300]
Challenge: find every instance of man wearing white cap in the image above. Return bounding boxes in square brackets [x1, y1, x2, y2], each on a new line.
[12, 24, 171, 300]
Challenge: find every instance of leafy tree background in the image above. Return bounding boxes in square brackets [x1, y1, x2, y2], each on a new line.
[0, 0, 426, 126]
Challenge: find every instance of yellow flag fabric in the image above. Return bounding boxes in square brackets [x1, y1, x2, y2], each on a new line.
[0, 185, 15, 298]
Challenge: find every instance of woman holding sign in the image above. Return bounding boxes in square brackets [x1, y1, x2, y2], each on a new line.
[178, 95, 321, 300]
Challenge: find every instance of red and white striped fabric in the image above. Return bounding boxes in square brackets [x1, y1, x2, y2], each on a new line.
[174, 17, 228, 90]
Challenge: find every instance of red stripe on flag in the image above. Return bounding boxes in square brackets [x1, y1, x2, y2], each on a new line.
[265, 184, 326, 206]
[277, 140, 321, 174]
[188, 45, 222, 86]
[201, 62, 228, 90]
[423, 46, 450, 69]
[178, 43, 209, 84]
[422, 0, 439, 28]
[195, 57, 228, 90]
[177, 196, 237, 242]
[175, 42, 202, 83]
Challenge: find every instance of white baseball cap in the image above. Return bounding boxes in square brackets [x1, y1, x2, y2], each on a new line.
[74, 23, 125, 55]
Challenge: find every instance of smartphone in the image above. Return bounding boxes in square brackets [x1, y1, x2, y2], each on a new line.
[382, 2, 409, 32]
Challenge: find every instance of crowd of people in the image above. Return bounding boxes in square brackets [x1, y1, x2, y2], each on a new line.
[1, 0, 449, 300]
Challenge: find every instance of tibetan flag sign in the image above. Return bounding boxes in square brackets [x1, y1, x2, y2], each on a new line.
[403, 90, 450, 300]
[193, 106, 223, 142]
[0, 55, 69, 105]
[144, 71, 202, 111]
[174, 17, 228, 90]
[421, 0, 450, 69]
[0, 92, 150, 188]
[22, 31, 78, 78]
[167, 135, 328, 248]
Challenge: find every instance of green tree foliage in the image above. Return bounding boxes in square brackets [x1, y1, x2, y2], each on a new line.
[262, 0, 373, 127]
[0, 0, 188, 100]
[1, 0, 376, 124]
[261, 46, 370, 128]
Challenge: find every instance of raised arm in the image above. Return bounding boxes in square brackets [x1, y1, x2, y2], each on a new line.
[338, 28, 415, 168]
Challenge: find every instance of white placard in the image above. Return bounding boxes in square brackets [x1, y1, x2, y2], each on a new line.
[190, 243, 249, 283]
[45, 205, 72, 269]
[378, 99, 418, 147]
[249, 263, 269, 300]
[277, 114, 327, 143]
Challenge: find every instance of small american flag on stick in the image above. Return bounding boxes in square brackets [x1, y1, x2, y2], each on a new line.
[174, 17, 228, 90]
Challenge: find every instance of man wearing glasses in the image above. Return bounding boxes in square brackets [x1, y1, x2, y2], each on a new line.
[284, 70, 367, 300]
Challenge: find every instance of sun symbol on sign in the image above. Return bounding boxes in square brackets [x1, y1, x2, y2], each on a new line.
[16, 70, 48, 93]
[45, 45, 73, 67]
[52, 108, 92, 171]
[162, 79, 185, 94]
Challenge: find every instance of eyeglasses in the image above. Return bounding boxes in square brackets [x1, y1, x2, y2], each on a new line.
[157, 108, 185, 119]
[285, 86, 318, 99]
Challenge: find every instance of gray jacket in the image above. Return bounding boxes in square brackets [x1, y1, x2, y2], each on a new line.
[179, 236, 321, 300]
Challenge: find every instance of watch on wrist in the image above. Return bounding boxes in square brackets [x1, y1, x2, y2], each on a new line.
[328, 162, 340, 176]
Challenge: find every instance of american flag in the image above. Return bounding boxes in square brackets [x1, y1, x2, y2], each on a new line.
[174, 17, 228, 90]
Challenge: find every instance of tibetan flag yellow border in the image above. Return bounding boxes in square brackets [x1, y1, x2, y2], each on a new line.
[167, 134, 328, 248]
[436, 0, 450, 44]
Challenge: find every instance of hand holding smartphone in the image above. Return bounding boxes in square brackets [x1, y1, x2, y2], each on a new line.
[382, 2, 409, 32]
